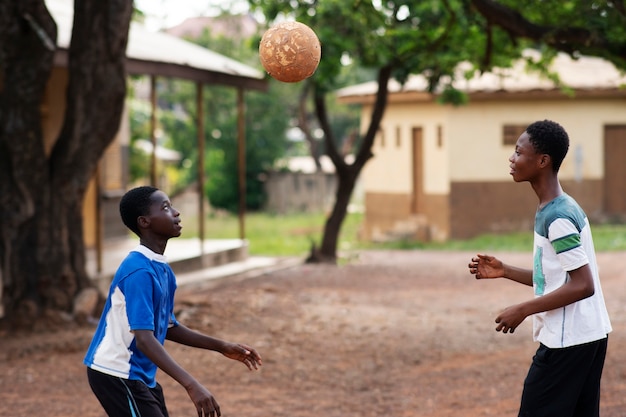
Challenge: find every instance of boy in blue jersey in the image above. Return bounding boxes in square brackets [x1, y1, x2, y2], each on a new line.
[468, 120, 611, 417]
[84, 186, 262, 417]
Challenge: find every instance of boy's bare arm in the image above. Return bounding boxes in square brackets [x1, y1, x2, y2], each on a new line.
[134, 329, 221, 417]
[469, 254, 533, 286]
[166, 324, 262, 370]
[494, 264, 595, 334]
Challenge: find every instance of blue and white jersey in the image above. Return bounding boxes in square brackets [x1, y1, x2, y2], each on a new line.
[532, 194, 611, 348]
[84, 245, 179, 387]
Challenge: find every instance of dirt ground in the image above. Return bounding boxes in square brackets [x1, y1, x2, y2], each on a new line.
[1, 250, 625, 417]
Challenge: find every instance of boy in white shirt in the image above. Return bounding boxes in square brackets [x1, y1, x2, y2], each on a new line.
[468, 120, 611, 417]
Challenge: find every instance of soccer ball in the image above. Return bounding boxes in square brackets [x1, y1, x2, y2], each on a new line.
[259, 21, 321, 83]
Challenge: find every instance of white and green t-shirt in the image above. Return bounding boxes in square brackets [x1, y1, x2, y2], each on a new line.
[532, 194, 612, 348]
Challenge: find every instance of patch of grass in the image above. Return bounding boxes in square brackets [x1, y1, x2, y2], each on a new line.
[359, 223, 626, 253]
[185, 211, 626, 256]
[358, 231, 534, 252]
[183, 211, 363, 257]
[588, 223, 626, 251]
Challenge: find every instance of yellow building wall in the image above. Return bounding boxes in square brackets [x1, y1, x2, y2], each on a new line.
[355, 94, 626, 241]
[446, 99, 626, 182]
[41, 67, 68, 155]
[42, 67, 129, 248]
[361, 98, 626, 193]
[358, 100, 451, 241]
[361, 101, 449, 195]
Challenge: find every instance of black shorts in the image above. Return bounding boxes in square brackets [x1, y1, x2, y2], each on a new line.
[518, 337, 608, 417]
[87, 367, 170, 417]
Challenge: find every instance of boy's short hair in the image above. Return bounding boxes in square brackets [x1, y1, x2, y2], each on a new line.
[119, 186, 159, 236]
[525, 120, 570, 172]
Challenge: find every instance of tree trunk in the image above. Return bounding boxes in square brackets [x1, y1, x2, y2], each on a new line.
[309, 66, 393, 263]
[0, 0, 132, 330]
[297, 80, 322, 171]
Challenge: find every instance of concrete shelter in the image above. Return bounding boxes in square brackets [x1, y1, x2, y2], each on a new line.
[43, 0, 267, 263]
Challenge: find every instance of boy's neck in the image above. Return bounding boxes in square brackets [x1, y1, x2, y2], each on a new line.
[533, 176, 563, 209]
[139, 237, 168, 255]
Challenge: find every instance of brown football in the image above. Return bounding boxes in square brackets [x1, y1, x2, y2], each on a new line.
[259, 21, 321, 83]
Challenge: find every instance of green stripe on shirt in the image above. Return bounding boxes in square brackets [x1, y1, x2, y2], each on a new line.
[552, 233, 581, 254]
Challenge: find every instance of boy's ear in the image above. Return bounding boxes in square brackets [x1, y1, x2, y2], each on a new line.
[538, 153, 551, 169]
[137, 216, 150, 230]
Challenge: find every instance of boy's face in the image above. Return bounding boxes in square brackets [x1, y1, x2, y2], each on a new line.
[143, 191, 182, 238]
[509, 132, 544, 183]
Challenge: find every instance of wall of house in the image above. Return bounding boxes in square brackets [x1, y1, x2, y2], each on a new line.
[359, 101, 450, 241]
[42, 68, 68, 154]
[264, 171, 338, 214]
[449, 178, 603, 239]
[446, 99, 624, 182]
[361, 101, 450, 194]
[447, 98, 625, 238]
[43, 67, 129, 248]
[358, 95, 626, 241]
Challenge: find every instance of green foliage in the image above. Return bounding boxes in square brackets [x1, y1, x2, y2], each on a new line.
[249, 0, 626, 96]
[491, 0, 626, 68]
[183, 13, 367, 211]
[128, 98, 152, 182]
[249, 0, 528, 94]
[201, 81, 294, 211]
[127, 77, 196, 186]
[127, 12, 369, 212]
[128, 16, 296, 210]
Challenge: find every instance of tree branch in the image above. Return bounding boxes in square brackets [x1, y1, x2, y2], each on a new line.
[297, 80, 322, 171]
[314, 86, 345, 173]
[354, 64, 393, 169]
[470, 0, 626, 68]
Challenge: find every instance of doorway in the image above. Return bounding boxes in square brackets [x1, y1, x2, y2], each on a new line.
[603, 125, 626, 216]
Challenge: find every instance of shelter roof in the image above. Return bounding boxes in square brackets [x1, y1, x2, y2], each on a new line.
[47, 0, 267, 91]
[337, 50, 626, 102]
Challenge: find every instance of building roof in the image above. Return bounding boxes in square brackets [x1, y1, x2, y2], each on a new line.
[166, 15, 259, 41]
[337, 51, 626, 102]
[47, 0, 267, 91]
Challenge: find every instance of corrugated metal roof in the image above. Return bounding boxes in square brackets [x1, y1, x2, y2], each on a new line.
[47, 0, 266, 89]
[337, 50, 626, 100]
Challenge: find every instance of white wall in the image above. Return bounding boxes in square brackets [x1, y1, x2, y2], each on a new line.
[361, 101, 449, 195]
[447, 99, 626, 182]
[358, 96, 626, 197]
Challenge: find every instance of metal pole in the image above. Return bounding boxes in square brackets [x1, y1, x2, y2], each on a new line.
[196, 82, 205, 253]
[237, 87, 246, 240]
[150, 75, 157, 187]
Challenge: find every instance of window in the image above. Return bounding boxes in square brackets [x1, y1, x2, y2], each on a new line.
[437, 125, 443, 148]
[502, 124, 528, 146]
[396, 126, 401, 148]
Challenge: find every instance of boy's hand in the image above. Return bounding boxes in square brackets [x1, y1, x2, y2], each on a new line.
[186, 381, 221, 417]
[222, 343, 263, 370]
[495, 304, 528, 334]
[468, 254, 505, 279]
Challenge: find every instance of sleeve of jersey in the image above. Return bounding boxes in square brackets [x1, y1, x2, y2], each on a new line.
[120, 270, 157, 331]
[548, 218, 589, 272]
[169, 312, 179, 328]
